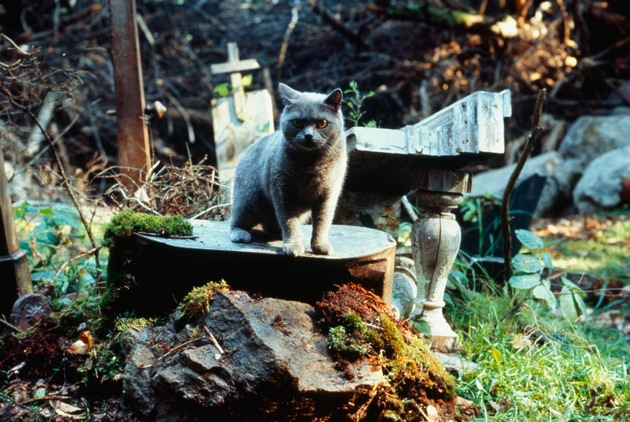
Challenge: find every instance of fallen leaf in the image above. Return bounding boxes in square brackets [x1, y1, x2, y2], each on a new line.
[67, 331, 93, 355]
[54, 401, 86, 419]
[510, 334, 533, 350]
[67, 340, 89, 355]
[67, 331, 94, 355]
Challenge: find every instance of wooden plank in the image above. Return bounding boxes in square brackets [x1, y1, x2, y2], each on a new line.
[346, 127, 407, 154]
[0, 148, 32, 317]
[110, 0, 152, 190]
[210, 59, 260, 75]
[413, 89, 511, 155]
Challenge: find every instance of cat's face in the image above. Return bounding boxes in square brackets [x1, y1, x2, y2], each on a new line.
[278, 84, 344, 153]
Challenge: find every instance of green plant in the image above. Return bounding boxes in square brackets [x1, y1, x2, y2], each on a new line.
[509, 229, 587, 322]
[460, 194, 503, 255]
[176, 280, 229, 322]
[213, 74, 253, 98]
[14, 203, 105, 305]
[343, 80, 376, 127]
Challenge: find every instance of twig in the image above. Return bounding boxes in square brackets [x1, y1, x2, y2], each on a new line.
[27, 90, 61, 156]
[17, 395, 73, 406]
[27, 113, 80, 167]
[203, 326, 224, 354]
[0, 33, 29, 55]
[307, 0, 368, 49]
[277, 5, 300, 82]
[0, 316, 19, 333]
[2, 89, 101, 269]
[157, 337, 201, 361]
[501, 89, 546, 282]
[189, 203, 230, 220]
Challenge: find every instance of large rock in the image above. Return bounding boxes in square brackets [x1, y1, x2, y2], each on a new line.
[469, 151, 574, 217]
[558, 114, 630, 169]
[122, 290, 382, 421]
[573, 146, 630, 214]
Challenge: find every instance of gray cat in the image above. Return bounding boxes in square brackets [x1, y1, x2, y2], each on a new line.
[229, 83, 347, 257]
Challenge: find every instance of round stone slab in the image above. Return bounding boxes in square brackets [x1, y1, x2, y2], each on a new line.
[143, 220, 395, 259]
[107, 221, 396, 316]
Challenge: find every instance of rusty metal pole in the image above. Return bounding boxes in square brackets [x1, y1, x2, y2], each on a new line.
[109, 0, 152, 191]
[0, 149, 32, 317]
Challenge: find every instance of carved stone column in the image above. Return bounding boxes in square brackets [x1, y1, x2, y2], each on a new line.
[411, 169, 469, 352]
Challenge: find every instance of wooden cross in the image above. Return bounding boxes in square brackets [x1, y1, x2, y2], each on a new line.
[211, 42, 260, 121]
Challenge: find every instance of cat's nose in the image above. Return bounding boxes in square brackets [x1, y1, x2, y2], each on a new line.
[304, 133, 313, 142]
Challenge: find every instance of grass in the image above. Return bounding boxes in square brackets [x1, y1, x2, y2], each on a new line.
[446, 294, 629, 421]
[537, 213, 630, 284]
[444, 213, 630, 421]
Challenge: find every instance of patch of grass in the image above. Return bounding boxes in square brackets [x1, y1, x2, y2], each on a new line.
[540, 216, 630, 284]
[549, 238, 630, 283]
[448, 294, 629, 421]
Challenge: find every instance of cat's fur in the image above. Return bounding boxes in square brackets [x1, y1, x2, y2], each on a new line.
[229, 83, 347, 257]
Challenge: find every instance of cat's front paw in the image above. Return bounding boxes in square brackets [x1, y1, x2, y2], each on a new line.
[231, 228, 252, 243]
[311, 242, 333, 255]
[283, 242, 305, 257]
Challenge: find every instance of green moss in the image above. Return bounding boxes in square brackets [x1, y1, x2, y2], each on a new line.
[176, 280, 229, 322]
[344, 311, 365, 332]
[327, 325, 367, 360]
[114, 316, 158, 333]
[102, 208, 193, 247]
[379, 313, 407, 358]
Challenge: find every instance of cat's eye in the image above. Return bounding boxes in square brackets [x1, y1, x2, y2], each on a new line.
[315, 120, 328, 129]
[291, 119, 303, 128]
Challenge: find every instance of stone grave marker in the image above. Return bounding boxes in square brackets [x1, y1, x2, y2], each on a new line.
[210, 42, 275, 183]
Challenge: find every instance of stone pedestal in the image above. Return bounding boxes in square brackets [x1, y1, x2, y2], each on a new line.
[412, 188, 463, 352]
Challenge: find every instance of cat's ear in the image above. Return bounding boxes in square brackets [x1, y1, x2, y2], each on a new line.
[278, 83, 299, 105]
[324, 88, 343, 112]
